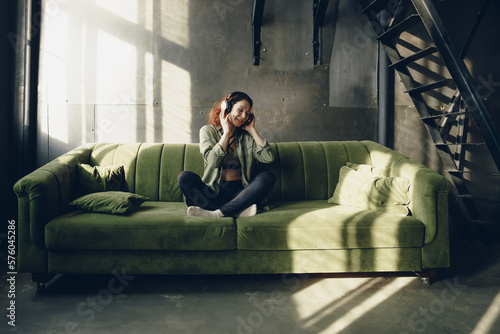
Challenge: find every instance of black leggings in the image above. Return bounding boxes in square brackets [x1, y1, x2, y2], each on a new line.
[177, 170, 276, 217]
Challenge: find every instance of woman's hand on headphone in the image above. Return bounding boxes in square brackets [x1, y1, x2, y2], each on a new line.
[220, 101, 235, 134]
[242, 112, 255, 132]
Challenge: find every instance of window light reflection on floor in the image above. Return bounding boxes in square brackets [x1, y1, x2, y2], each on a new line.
[471, 290, 500, 334]
[292, 277, 415, 333]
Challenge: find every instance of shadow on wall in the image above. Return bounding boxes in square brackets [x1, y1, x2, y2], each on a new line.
[39, 0, 193, 162]
[38, 0, 377, 165]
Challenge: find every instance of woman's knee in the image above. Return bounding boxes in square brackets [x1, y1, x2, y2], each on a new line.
[256, 171, 276, 190]
[177, 170, 198, 188]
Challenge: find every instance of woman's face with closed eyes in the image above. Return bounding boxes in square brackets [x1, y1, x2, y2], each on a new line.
[228, 100, 252, 127]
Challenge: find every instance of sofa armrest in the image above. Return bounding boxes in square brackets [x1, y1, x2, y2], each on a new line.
[362, 141, 451, 269]
[393, 160, 450, 244]
[362, 141, 450, 244]
[392, 158, 451, 269]
[13, 145, 93, 272]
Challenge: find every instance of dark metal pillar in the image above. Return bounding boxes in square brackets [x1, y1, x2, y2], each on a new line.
[378, 42, 394, 148]
[252, 0, 265, 66]
[376, 8, 394, 149]
[313, 0, 330, 65]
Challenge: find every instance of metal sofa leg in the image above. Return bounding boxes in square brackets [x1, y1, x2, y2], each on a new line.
[31, 273, 55, 293]
[416, 270, 437, 286]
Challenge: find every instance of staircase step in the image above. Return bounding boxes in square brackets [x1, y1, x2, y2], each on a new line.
[412, 0, 500, 172]
[447, 169, 500, 176]
[405, 78, 455, 94]
[420, 111, 469, 120]
[390, 46, 438, 69]
[378, 14, 421, 41]
[434, 142, 486, 147]
[458, 194, 500, 204]
[470, 219, 494, 226]
[357, 0, 500, 247]
[361, 0, 390, 14]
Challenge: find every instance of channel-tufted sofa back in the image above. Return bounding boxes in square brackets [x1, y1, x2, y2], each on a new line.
[87, 140, 435, 203]
[88, 141, 369, 202]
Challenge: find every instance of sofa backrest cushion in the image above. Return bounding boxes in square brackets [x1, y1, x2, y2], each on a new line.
[90, 143, 204, 202]
[262, 142, 348, 201]
[87, 140, 427, 203]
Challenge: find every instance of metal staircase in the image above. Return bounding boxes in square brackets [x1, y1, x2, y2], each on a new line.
[357, 0, 500, 240]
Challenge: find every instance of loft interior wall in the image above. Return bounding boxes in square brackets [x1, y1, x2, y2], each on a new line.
[37, 0, 377, 164]
[329, 0, 377, 109]
[328, 0, 378, 144]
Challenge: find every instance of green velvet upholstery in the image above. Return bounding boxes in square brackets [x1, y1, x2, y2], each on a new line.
[47, 248, 424, 275]
[46, 202, 236, 251]
[13, 140, 450, 282]
[237, 201, 424, 250]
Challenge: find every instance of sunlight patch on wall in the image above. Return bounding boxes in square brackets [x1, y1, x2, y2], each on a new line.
[38, 0, 196, 161]
[95, 105, 138, 143]
[40, 8, 68, 104]
[42, 57, 68, 104]
[161, 60, 192, 142]
[42, 6, 68, 58]
[39, 5, 68, 144]
[48, 105, 69, 145]
[145, 52, 154, 104]
[96, 31, 137, 104]
[96, 0, 138, 24]
[145, 106, 156, 143]
[144, 0, 153, 31]
[161, 0, 190, 48]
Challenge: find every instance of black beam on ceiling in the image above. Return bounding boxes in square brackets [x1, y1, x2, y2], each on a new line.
[313, 0, 330, 65]
[252, 0, 265, 66]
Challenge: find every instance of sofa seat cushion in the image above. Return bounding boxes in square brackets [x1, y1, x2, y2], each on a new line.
[236, 201, 425, 250]
[45, 202, 236, 251]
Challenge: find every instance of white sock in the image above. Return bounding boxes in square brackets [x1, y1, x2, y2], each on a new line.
[187, 206, 220, 218]
[236, 204, 257, 218]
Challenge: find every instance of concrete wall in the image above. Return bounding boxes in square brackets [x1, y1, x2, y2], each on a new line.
[329, 0, 377, 108]
[37, 0, 377, 164]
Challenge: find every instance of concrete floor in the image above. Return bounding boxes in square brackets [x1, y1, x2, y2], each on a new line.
[1, 241, 499, 334]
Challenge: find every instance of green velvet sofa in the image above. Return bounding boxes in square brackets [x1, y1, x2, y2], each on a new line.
[13, 140, 450, 289]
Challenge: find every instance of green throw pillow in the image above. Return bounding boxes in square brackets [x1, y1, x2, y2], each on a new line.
[70, 191, 149, 215]
[329, 166, 411, 216]
[77, 163, 125, 195]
